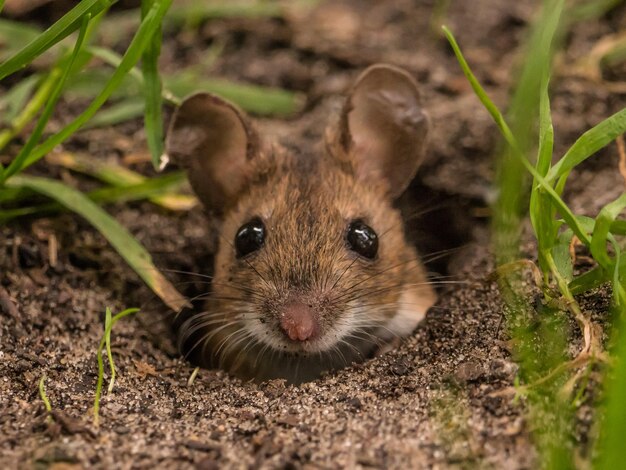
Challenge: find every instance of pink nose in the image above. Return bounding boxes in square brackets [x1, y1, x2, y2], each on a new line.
[280, 302, 318, 341]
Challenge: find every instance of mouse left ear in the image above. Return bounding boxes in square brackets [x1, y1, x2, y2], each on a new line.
[328, 64, 429, 198]
[165, 93, 263, 214]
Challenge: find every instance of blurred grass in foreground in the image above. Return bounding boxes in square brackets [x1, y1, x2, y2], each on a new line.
[444, 0, 626, 466]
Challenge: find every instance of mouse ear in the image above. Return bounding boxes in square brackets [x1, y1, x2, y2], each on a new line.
[329, 64, 429, 198]
[165, 93, 261, 213]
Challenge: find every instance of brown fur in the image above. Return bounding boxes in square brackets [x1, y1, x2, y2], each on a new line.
[169, 64, 437, 383]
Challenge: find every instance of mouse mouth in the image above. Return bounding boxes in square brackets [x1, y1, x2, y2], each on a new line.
[238, 298, 351, 354]
[246, 317, 352, 355]
[179, 299, 395, 383]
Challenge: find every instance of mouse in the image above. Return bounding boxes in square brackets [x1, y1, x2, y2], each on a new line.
[165, 64, 437, 384]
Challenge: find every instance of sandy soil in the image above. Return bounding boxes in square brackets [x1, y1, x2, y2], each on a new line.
[1, 0, 625, 468]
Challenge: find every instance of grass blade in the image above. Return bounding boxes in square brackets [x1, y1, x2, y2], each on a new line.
[84, 98, 145, 128]
[169, 0, 283, 24]
[530, 73, 556, 277]
[104, 307, 114, 392]
[597, 287, 626, 469]
[0, 187, 30, 203]
[0, 172, 191, 222]
[94, 307, 139, 426]
[0, 71, 60, 154]
[609, 220, 626, 235]
[45, 151, 197, 210]
[141, 0, 166, 169]
[83, 46, 146, 86]
[106, 307, 139, 392]
[536, 75, 555, 178]
[569, 265, 613, 295]
[5, 175, 188, 311]
[39, 374, 52, 413]
[567, 0, 622, 23]
[552, 229, 574, 282]
[547, 108, 626, 182]
[490, 0, 564, 265]
[165, 74, 304, 115]
[69, 46, 303, 116]
[0, 19, 41, 62]
[82, 172, 194, 209]
[442, 25, 590, 247]
[0, 73, 41, 126]
[2, 14, 92, 183]
[590, 193, 626, 269]
[9, 0, 173, 178]
[0, 0, 113, 80]
[569, 247, 626, 303]
[611, 242, 626, 308]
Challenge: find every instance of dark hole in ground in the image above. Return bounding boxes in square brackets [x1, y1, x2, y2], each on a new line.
[403, 178, 482, 277]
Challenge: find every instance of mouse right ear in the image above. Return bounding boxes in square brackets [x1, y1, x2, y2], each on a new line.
[327, 64, 429, 199]
[165, 93, 262, 214]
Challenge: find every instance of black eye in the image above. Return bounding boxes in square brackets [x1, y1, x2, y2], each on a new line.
[235, 218, 265, 258]
[346, 220, 378, 259]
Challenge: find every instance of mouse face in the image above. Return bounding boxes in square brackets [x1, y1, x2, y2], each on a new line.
[167, 64, 437, 383]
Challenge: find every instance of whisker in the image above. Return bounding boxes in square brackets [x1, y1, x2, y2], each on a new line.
[330, 256, 360, 292]
[337, 337, 365, 359]
[420, 246, 466, 264]
[180, 316, 239, 340]
[217, 232, 273, 290]
[377, 201, 445, 239]
[158, 268, 214, 279]
[182, 320, 241, 360]
[219, 329, 253, 365]
[337, 278, 468, 305]
[331, 258, 420, 302]
[254, 341, 273, 369]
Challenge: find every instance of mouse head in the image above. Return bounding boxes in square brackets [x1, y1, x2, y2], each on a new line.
[167, 64, 436, 382]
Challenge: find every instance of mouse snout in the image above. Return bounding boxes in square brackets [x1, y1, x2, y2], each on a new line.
[280, 302, 319, 342]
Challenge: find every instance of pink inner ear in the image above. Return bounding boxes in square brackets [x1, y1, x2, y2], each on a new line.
[167, 125, 209, 163]
[165, 93, 258, 212]
[349, 89, 404, 182]
[343, 65, 429, 198]
[201, 106, 251, 198]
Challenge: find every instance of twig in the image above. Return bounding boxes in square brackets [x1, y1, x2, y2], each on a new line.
[0, 285, 19, 320]
[617, 135, 626, 188]
[490, 352, 593, 398]
[569, 236, 580, 265]
[187, 366, 200, 387]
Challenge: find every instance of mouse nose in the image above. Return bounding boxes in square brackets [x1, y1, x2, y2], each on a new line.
[280, 302, 319, 341]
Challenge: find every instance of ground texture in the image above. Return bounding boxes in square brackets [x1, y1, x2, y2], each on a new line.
[1, 1, 625, 468]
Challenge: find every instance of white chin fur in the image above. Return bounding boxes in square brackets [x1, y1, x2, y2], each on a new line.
[379, 288, 433, 341]
[244, 312, 356, 355]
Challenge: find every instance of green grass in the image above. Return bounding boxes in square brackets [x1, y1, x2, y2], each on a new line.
[0, 13, 92, 183]
[0, 0, 113, 80]
[443, 0, 626, 467]
[0, 1, 304, 312]
[94, 307, 140, 426]
[35, 306, 139, 427]
[141, 0, 166, 167]
[7, 174, 189, 311]
[38, 374, 52, 415]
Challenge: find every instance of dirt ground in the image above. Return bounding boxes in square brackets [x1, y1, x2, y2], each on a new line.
[1, 0, 625, 468]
